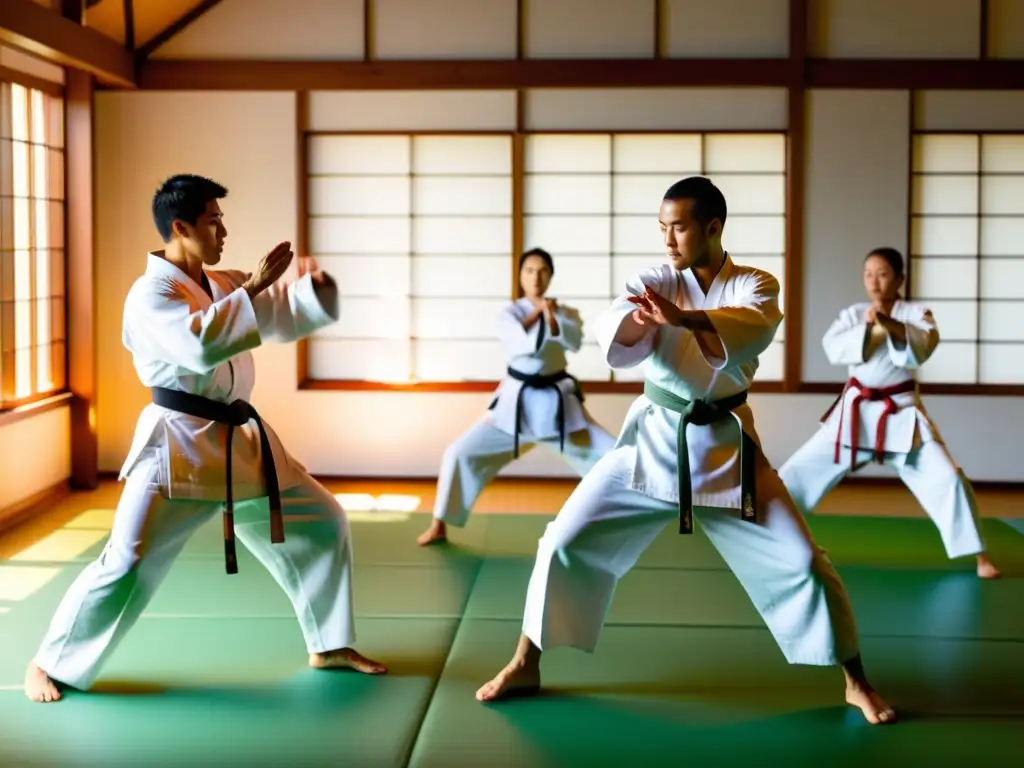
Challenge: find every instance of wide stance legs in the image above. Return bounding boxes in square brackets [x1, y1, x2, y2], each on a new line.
[26, 460, 386, 703]
[418, 415, 616, 545]
[779, 430, 1000, 579]
[475, 446, 896, 724]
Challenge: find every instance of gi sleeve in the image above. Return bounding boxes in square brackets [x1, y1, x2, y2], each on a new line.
[822, 306, 870, 366]
[125, 277, 262, 374]
[887, 305, 939, 369]
[249, 272, 339, 344]
[595, 267, 664, 368]
[497, 302, 540, 357]
[697, 270, 783, 371]
[550, 305, 584, 352]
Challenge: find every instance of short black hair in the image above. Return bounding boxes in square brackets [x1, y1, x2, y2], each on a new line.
[663, 176, 727, 229]
[152, 174, 228, 243]
[520, 246, 554, 275]
[865, 247, 904, 277]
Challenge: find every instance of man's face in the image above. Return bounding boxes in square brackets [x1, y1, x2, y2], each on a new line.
[175, 199, 226, 266]
[658, 198, 717, 271]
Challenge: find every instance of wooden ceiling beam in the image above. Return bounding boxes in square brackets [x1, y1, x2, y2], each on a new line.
[137, 57, 796, 90]
[0, 0, 134, 86]
[808, 57, 1024, 89]
[134, 56, 1024, 92]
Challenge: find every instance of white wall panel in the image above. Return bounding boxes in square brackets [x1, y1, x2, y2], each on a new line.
[309, 91, 517, 131]
[153, 0, 365, 60]
[524, 0, 655, 59]
[524, 88, 788, 131]
[808, 0, 980, 58]
[662, 0, 789, 58]
[915, 92, 1024, 132]
[803, 89, 911, 382]
[374, 0, 517, 59]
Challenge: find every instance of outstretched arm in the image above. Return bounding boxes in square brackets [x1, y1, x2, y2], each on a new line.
[125, 278, 263, 374]
[248, 257, 339, 344]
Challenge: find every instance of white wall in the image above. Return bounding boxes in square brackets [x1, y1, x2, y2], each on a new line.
[88, 0, 1024, 483]
[0, 46, 70, 512]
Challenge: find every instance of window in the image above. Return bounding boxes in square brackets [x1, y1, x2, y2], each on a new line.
[0, 81, 66, 408]
[525, 132, 787, 383]
[305, 133, 514, 384]
[303, 130, 788, 387]
[910, 133, 1024, 385]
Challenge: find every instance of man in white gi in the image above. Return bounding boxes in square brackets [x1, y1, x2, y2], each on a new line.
[25, 174, 386, 703]
[778, 247, 1000, 580]
[475, 177, 896, 725]
[418, 248, 616, 545]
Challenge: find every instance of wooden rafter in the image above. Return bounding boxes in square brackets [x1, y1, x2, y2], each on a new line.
[0, 0, 134, 86]
[123, 0, 134, 51]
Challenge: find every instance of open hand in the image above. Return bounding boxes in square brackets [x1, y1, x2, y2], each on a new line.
[245, 242, 293, 297]
[627, 286, 682, 326]
[296, 255, 326, 284]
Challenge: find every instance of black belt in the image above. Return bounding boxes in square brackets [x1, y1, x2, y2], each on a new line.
[152, 387, 284, 575]
[642, 381, 757, 535]
[490, 368, 583, 458]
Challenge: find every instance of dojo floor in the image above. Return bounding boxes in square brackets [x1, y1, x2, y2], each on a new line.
[0, 480, 1022, 767]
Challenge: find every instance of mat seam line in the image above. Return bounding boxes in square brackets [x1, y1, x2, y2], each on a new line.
[399, 555, 487, 768]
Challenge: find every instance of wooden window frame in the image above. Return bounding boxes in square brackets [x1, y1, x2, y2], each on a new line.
[0, 69, 67, 413]
[298, 121, 791, 395]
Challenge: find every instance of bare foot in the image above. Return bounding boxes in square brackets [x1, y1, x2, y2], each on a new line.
[417, 519, 448, 546]
[24, 663, 62, 703]
[309, 648, 387, 675]
[845, 682, 896, 725]
[476, 658, 541, 702]
[977, 554, 1001, 580]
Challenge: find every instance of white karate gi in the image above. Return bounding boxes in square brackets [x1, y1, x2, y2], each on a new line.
[778, 300, 985, 559]
[33, 254, 355, 691]
[434, 298, 615, 527]
[519, 259, 860, 666]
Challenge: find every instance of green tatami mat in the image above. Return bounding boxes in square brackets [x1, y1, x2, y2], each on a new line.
[0, 559, 477, 669]
[806, 515, 1024, 570]
[0, 616, 458, 767]
[144, 559, 480, 619]
[408, 619, 1024, 768]
[464, 512, 1024, 571]
[461, 558, 1020, 640]
[479, 513, 729, 568]
[463, 559, 760, 625]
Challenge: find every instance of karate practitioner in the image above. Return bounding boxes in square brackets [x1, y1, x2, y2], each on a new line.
[475, 177, 896, 725]
[417, 247, 616, 546]
[778, 247, 1000, 580]
[25, 174, 386, 703]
